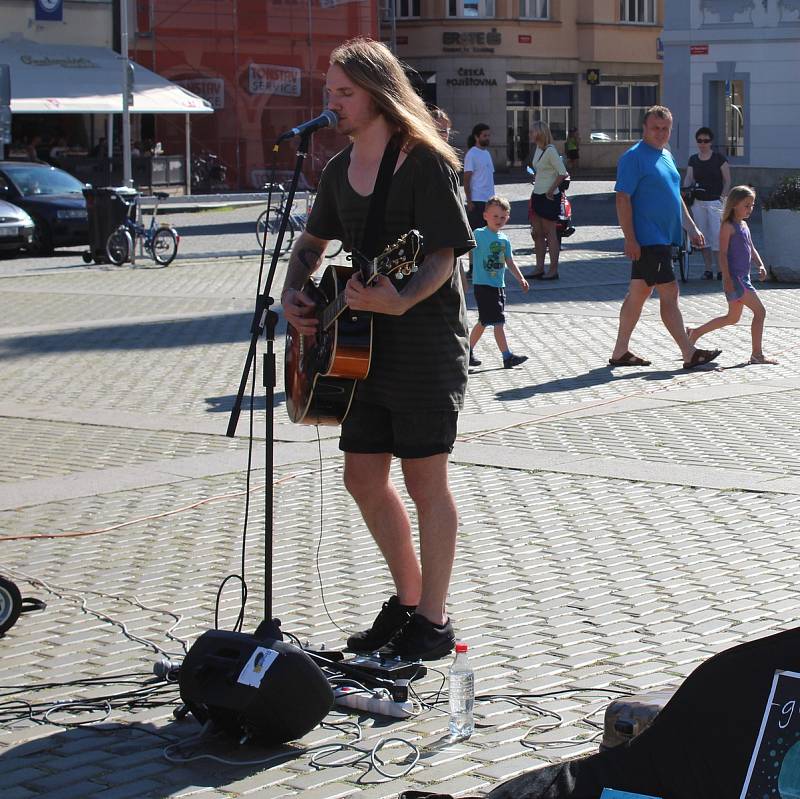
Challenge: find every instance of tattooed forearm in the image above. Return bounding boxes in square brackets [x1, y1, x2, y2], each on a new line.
[282, 232, 329, 294]
[399, 248, 455, 308]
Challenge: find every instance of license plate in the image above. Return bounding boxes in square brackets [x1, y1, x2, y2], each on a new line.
[0, 227, 18, 237]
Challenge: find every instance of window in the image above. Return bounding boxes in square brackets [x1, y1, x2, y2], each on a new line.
[505, 83, 572, 164]
[449, 0, 495, 17]
[396, 0, 420, 18]
[519, 0, 547, 19]
[620, 0, 655, 23]
[590, 83, 657, 141]
[710, 79, 746, 157]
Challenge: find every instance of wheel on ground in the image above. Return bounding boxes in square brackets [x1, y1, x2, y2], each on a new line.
[150, 228, 178, 266]
[0, 576, 22, 636]
[106, 226, 132, 265]
[679, 246, 690, 283]
[256, 208, 295, 255]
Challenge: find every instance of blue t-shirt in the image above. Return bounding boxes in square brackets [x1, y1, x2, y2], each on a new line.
[615, 140, 682, 246]
[472, 227, 512, 288]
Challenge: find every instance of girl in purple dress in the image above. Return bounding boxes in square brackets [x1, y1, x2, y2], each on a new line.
[687, 186, 778, 365]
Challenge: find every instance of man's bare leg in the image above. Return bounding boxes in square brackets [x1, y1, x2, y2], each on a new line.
[611, 279, 652, 361]
[402, 453, 457, 626]
[343, 452, 421, 607]
[656, 281, 694, 361]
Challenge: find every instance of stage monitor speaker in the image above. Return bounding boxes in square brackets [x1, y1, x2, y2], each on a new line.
[179, 629, 334, 745]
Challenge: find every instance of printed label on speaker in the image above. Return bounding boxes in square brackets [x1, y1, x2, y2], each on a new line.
[238, 646, 279, 687]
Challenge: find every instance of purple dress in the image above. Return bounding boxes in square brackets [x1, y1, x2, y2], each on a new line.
[725, 221, 755, 301]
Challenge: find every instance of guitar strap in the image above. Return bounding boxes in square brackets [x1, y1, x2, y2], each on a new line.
[358, 134, 402, 279]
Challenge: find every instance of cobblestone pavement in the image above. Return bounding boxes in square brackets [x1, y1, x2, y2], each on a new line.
[1, 180, 798, 798]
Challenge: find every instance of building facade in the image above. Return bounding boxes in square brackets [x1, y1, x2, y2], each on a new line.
[132, 0, 378, 189]
[662, 0, 800, 189]
[382, 0, 664, 171]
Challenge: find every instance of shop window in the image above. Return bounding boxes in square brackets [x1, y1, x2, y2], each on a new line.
[396, 0, 420, 18]
[519, 0, 548, 19]
[505, 83, 572, 165]
[710, 79, 746, 157]
[590, 82, 658, 140]
[620, 0, 655, 23]
[448, 0, 495, 17]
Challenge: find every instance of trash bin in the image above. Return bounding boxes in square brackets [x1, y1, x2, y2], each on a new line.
[82, 186, 138, 263]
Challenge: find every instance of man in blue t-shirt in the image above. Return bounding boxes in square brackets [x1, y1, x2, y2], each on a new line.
[609, 105, 722, 370]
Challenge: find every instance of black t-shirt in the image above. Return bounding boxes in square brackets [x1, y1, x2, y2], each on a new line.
[306, 143, 475, 411]
[688, 152, 727, 201]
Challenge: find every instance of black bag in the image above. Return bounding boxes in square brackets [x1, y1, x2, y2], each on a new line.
[559, 176, 571, 192]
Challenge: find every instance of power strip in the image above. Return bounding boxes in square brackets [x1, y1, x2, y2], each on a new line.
[333, 686, 414, 718]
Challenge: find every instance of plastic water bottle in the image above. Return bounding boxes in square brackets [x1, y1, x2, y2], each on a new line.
[448, 641, 474, 738]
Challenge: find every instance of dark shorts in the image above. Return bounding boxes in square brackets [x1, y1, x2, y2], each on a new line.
[466, 201, 486, 230]
[631, 245, 676, 286]
[566, 149, 579, 160]
[339, 399, 459, 459]
[473, 284, 506, 326]
[531, 192, 561, 222]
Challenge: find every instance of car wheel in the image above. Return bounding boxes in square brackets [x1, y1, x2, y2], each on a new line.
[30, 218, 54, 256]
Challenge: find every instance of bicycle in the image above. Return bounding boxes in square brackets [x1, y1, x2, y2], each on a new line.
[672, 227, 693, 284]
[255, 183, 342, 258]
[106, 191, 180, 267]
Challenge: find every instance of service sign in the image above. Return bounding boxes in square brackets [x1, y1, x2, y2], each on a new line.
[35, 0, 63, 21]
[249, 63, 301, 97]
[177, 78, 225, 109]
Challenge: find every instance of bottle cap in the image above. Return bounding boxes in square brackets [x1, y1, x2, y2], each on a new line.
[455, 642, 468, 653]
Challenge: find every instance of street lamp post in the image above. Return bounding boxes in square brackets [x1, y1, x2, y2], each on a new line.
[121, 0, 133, 187]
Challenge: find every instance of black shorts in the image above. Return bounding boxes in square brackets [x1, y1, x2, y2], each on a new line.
[531, 192, 561, 222]
[466, 201, 486, 230]
[339, 399, 459, 459]
[631, 245, 676, 286]
[566, 149, 579, 160]
[473, 284, 505, 326]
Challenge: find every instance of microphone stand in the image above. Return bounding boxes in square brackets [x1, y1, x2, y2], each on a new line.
[226, 131, 312, 642]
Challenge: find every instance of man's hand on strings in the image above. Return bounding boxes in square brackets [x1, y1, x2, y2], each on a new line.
[344, 273, 409, 316]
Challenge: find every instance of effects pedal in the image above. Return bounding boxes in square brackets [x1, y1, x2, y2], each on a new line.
[342, 654, 427, 682]
[333, 686, 414, 718]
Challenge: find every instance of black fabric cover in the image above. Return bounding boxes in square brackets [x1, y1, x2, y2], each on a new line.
[486, 626, 800, 799]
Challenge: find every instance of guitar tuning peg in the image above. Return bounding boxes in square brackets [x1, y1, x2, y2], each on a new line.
[395, 272, 403, 280]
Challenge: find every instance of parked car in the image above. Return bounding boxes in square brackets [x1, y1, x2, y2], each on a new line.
[590, 131, 613, 142]
[0, 161, 89, 255]
[0, 199, 35, 257]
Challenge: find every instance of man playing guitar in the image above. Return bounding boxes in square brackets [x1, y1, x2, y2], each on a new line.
[281, 37, 474, 661]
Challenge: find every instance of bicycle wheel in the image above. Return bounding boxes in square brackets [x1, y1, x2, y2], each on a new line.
[256, 208, 294, 255]
[151, 228, 178, 266]
[325, 240, 344, 259]
[106, 226, 132, 265]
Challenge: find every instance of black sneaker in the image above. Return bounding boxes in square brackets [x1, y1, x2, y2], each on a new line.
[702, 270, 713, 280]
[469, 353, 481, 367]
[378, 613, 456, 661]
[503, 353, 528, 369]
[346, 596, 415, 654]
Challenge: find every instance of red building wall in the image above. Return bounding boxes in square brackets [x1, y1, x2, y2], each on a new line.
[133, 0, 377, 189]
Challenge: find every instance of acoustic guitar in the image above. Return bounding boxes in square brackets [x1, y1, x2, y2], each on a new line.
[284, 229, 423, 425]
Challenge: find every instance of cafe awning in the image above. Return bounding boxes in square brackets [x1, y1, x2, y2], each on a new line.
[0, 36, 214, 115]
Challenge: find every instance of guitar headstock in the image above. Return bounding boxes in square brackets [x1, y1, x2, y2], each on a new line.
[375, 229, 424, 280]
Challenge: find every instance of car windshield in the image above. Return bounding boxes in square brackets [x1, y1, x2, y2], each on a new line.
[3, 165, 84, 197]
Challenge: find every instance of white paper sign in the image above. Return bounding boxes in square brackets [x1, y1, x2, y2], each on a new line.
[237, 646, 279, 688]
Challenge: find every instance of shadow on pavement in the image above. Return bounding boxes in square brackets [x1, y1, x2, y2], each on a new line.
[205, 392, 287, 413]
[0, 720, 305, 797]
[495, 364, 682, 401]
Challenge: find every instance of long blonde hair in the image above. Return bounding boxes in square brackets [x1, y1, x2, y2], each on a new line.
[722, 185, 756, 225]
[329, 38, 461, 170]
[530, 120, 553, 148]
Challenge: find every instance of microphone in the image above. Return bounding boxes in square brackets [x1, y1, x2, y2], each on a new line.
[277, 110, 338, 142]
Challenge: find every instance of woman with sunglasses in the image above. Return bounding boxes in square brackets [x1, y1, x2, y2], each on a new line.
[683, 127, 731, 279]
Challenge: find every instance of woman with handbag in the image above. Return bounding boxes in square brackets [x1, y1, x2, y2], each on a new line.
[528, 120, 570, 280]
[684, 126, 731, 280]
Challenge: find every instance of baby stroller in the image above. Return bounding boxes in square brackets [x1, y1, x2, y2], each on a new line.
[526, 165, 575, 241]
